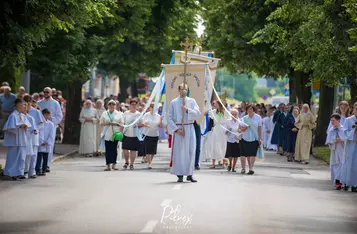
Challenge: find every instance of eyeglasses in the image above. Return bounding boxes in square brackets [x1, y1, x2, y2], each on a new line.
[43, 91, 50, 94]
[108, 103, 116, 106]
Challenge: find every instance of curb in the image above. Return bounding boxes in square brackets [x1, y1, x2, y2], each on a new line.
[51, 150, 78, 163]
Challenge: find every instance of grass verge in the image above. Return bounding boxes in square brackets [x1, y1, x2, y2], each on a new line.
[313, 146, 330, 165]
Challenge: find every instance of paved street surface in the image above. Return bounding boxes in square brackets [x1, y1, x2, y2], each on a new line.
[1, 142, 357, 234]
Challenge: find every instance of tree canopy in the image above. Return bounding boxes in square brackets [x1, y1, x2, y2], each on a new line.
[3, 0, 198, 143]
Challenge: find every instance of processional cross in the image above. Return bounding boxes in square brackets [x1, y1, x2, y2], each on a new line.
[179, 36, 192, 131]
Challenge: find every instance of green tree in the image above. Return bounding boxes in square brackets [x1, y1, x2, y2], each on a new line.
[99, 0, 198, 101]
[0, 0, 114, 87]
[26, 0, 198, 143]
[251, 0, 357, 145]
[202, 0, 313, 104]
[26, 1, 116, 144]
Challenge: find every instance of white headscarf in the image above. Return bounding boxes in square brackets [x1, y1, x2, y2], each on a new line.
[95, 99, 106, 116]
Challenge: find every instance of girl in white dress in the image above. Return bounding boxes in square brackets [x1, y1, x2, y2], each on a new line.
[206, 100, 230, 168]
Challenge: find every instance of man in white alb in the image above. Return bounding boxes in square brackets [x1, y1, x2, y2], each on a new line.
[167, 84, 201, 182]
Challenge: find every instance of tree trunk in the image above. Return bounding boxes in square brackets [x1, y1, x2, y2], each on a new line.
[350, 70, 357, 104]
[294, 71, 311, 104]
[288, 72, 297, 104]
[300, 72, 312, 104]
[118, 78, 129, 102]
[314, 84, 334, 146]
[62, 79, 83, 145]
[293, 71, 301, 104]
[131, 79, 138, 98]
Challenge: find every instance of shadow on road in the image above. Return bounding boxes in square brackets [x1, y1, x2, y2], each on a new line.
[0, 220, 59, 233]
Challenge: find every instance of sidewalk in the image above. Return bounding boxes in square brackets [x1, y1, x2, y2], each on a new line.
[0, 140, 78, 167]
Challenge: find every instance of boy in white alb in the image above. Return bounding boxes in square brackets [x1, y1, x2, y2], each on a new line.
[36, 109, 55, 176]
[3, 98, 31, 180]
[325, 113, 345, 190]
[24, 95, 45, 177]
[340, 102, 357, 192]
[23, 102, 39, 178]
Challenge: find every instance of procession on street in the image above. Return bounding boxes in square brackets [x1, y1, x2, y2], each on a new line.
[1, 39, 356, 194]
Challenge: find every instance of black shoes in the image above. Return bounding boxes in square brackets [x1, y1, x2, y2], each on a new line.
[187, 176, 197, 183]
[247, 170, 254, 175]
[177, 175, 198, 183]
[177, 176, 183, 183]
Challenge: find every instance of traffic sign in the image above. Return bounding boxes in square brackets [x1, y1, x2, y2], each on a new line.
[269, 89, 276, 96]
[284, 88, 289, 96]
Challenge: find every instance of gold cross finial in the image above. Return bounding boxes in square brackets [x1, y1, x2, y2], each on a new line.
[180, 36, 191, 52]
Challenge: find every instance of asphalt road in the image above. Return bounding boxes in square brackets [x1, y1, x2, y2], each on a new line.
[1, 143, 357, 234]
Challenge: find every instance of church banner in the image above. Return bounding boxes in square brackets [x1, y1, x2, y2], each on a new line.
[163, 63, 207, 116]
[172, 51, 220, 108]
[172, 50, 220, 84]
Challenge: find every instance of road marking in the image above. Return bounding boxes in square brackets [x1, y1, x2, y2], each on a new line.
[160, 199, 172, 207]
[172, 184, 181, 190]
[140, 220, 158, 233]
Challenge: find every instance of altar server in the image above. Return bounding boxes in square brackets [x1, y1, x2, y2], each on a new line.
[327, 101, 350, 132]
[37, 87, 63, 170]
[23, 95, 45, 176]
[3, 98, 31, 180]
[36, 109, 55, 176]
[167, 84, 201, 183]
[340, 102, 357, 192]
[23, 102, 39, 178]
[325, 113, 346, 190]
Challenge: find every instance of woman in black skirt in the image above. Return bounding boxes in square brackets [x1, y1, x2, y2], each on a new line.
[225, 109, 241, 172]
[142, 103, 163, 169]
[239, 104, 263, 175]
[122, 99, 142, 170]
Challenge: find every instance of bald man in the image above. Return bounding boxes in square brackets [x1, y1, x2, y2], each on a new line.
[38, 87, 63, 171]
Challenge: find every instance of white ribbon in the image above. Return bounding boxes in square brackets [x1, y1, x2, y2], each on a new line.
[119, 70, 164, 128]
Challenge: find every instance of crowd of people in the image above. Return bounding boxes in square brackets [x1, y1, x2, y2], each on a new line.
[1, 81, 356, 191]
[0, 82, 65, 180]
[214, 100, 356, 192]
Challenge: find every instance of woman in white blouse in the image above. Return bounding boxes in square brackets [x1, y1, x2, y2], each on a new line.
[100, 100, 124, 171]
[79, 100, 98, 157]
[142, 103, 163, 169]
[239, 104, 263, 175]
